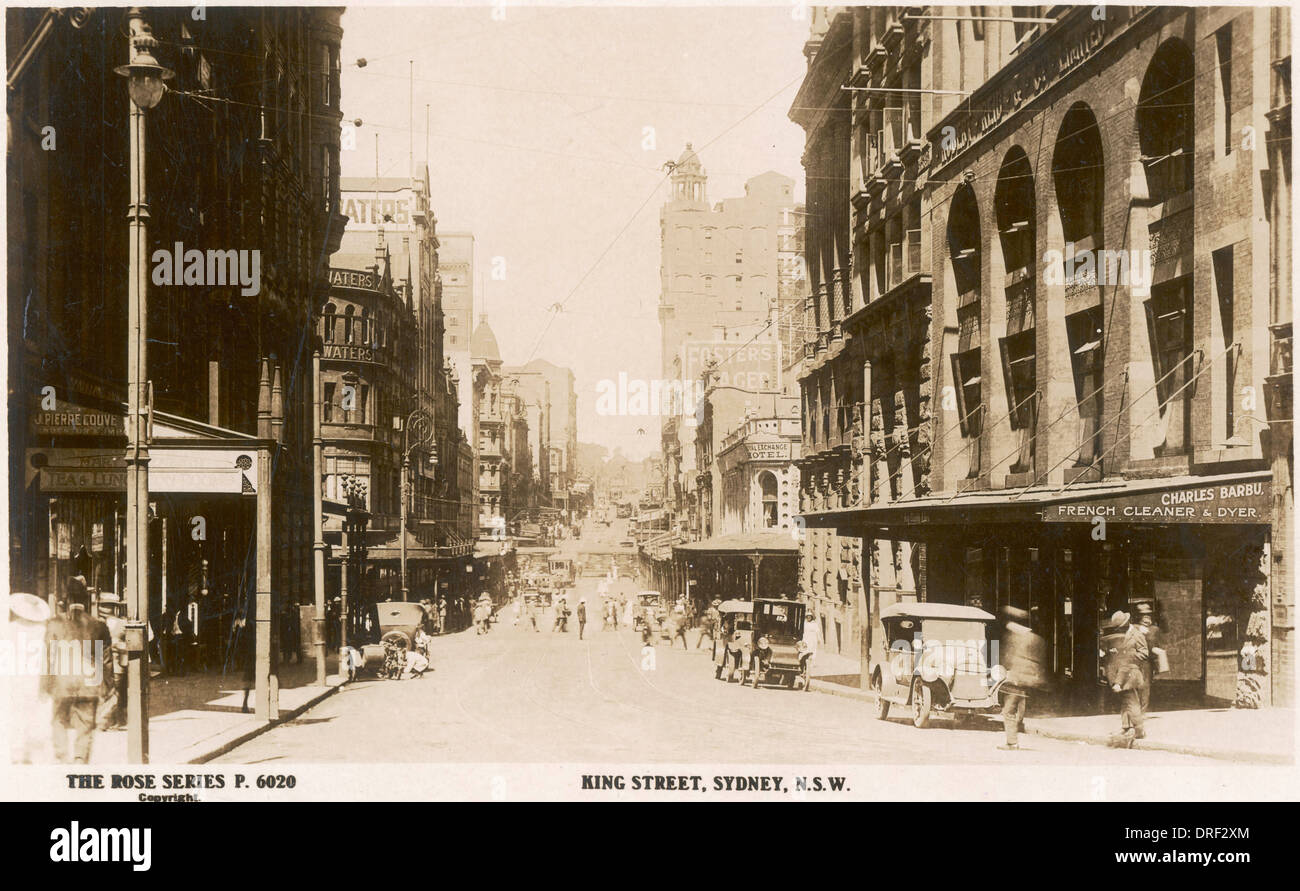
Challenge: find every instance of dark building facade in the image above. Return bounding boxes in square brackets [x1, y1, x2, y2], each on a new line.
[7, 7, 344, 648]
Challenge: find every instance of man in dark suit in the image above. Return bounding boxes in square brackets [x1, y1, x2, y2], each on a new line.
[41, 578, 113, 763]
[998, 606, 1050, 750]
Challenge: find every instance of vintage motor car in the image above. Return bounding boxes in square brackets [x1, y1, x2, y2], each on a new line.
[713, 599, 754, 682]
[746, 599, 811, 690]
[869, 602, 1002, 728]
[633, 590, 664, 633]
[360, 601, 429, 679]
[548, 556, 576, 589]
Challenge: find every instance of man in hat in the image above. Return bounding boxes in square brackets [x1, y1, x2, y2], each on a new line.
[41, 577, 113, 763]
[97, 594, 129, 730]
[997, 606, 1049, 750]
[697, 600, 721, 650]
[1103, 610, 1150, 744]
[576, 598, 587, 640]
[1132, 602, 1165, 715]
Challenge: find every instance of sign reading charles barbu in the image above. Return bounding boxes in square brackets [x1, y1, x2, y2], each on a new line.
[1043, 479, 1270, 524]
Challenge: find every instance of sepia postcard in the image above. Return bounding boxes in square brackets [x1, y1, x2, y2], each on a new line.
[2, 1, 1297, 826]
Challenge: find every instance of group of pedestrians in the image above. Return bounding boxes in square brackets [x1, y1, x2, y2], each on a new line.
[997, 602, 1167, 750]
[1100, 603, 1165, 746]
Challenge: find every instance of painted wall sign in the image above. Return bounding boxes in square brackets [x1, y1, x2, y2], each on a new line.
[29, 399, 124, 438]
[322, 343, 383, 365]
[328, 268, 378, 291]
[744, 441, 791, 462]
[930, 7, 1134, 172]
[339, 192, 414, 230]
[1042, 480, 1270, 524]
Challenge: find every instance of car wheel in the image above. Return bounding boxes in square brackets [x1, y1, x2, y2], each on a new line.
[912, 680, 933, 729]
[873, 673, 890, 721]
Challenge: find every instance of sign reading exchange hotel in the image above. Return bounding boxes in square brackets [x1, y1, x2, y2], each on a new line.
[1043, 480, 1270, 524]
[744, 441, 790, 462]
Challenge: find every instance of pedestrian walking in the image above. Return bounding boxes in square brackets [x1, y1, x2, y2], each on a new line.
[800, 606, 820, 690]
[235, 613, 255, 713]
[7, 592, 52, 763]
[671, 612, 690, 649]
[696, 600, 720, 649]
[437, 597, 447, 634]
[1102, 610, 1150, 745]
[577, 599, 587, 640]
[1133, 602, 1167, 714]
[996, 606, 1050, 750]
[41, 578, 113, 764]
[97, 594, 128, 730]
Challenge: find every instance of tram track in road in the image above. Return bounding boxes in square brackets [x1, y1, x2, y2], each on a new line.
[609, 623, 899, 750]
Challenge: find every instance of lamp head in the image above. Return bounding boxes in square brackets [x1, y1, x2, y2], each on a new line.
[115, 28, 174, 110]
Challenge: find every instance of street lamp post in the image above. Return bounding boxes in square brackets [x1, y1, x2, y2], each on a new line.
[114, 7, 173, 765]
[312, 349, 327, 685]
[400, 409, 434, 601]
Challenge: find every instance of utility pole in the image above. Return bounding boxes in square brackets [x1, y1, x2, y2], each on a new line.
[312, 349, 327, 685]
[400, 409, 434, 600]
[254, 359, 280, 720]
[115, 8, 173, 764]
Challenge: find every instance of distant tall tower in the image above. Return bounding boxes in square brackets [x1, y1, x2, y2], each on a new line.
[670, 142, 708, 207]
[657, 141, 796, 536]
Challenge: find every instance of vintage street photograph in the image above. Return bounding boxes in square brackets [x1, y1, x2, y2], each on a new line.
[3, 2, 1296, 805]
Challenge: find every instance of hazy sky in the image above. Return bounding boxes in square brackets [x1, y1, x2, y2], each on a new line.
[339, 2, 808, 461]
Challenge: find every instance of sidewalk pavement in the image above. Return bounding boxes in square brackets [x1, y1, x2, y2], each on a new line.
[1022, 707, 1295, 764]
[86, 656, 344, 765]
[802, 651, 1294, 764]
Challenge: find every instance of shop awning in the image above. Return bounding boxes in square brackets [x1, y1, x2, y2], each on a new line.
[672, 531, 799, 557]
[366, 530, 470, 561]
[800, 470, 1271, 530]
[26, 410, 266, 495]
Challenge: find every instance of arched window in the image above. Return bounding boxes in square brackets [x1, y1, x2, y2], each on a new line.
[995, 147, 1037, 471]
[1053, 103, 1106, 467]
[323, 303, 336, 342]
[343, 305, 355, 344]
[948, 184, 983, 478]
[758, 471, 779, 528]
[1138, 39, 1195, 456]
[360, 306, 370, 348]
[1137, 39, 1194, 204]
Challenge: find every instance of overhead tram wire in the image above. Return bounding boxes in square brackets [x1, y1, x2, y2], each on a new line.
[521, 69, 808, 364]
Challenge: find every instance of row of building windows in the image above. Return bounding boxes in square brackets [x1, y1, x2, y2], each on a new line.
[943, 36, 1211, 479]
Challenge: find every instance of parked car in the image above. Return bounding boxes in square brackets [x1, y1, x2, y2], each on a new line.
[713, 599, 753, 682]
[360, 601, 428, 678]
[869, 602, 1002, 728]
[746, 599, 811, 690]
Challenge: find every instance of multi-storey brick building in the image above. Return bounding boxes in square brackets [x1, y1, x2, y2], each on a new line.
[795, 5, 1292, 709]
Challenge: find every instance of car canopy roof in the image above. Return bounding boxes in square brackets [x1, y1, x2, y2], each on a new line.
[717, 599, 752, 614]
[880, 602, 996, 622]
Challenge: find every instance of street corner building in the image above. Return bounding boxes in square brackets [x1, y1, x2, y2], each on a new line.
[7, 7, 347, 645]
[789, 6, 1293, 710]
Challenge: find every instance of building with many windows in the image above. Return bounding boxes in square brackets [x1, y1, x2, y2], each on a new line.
[658, 146, 798, 538]
[7, 7, 345, 649]
[794, 5, 1292, 709]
